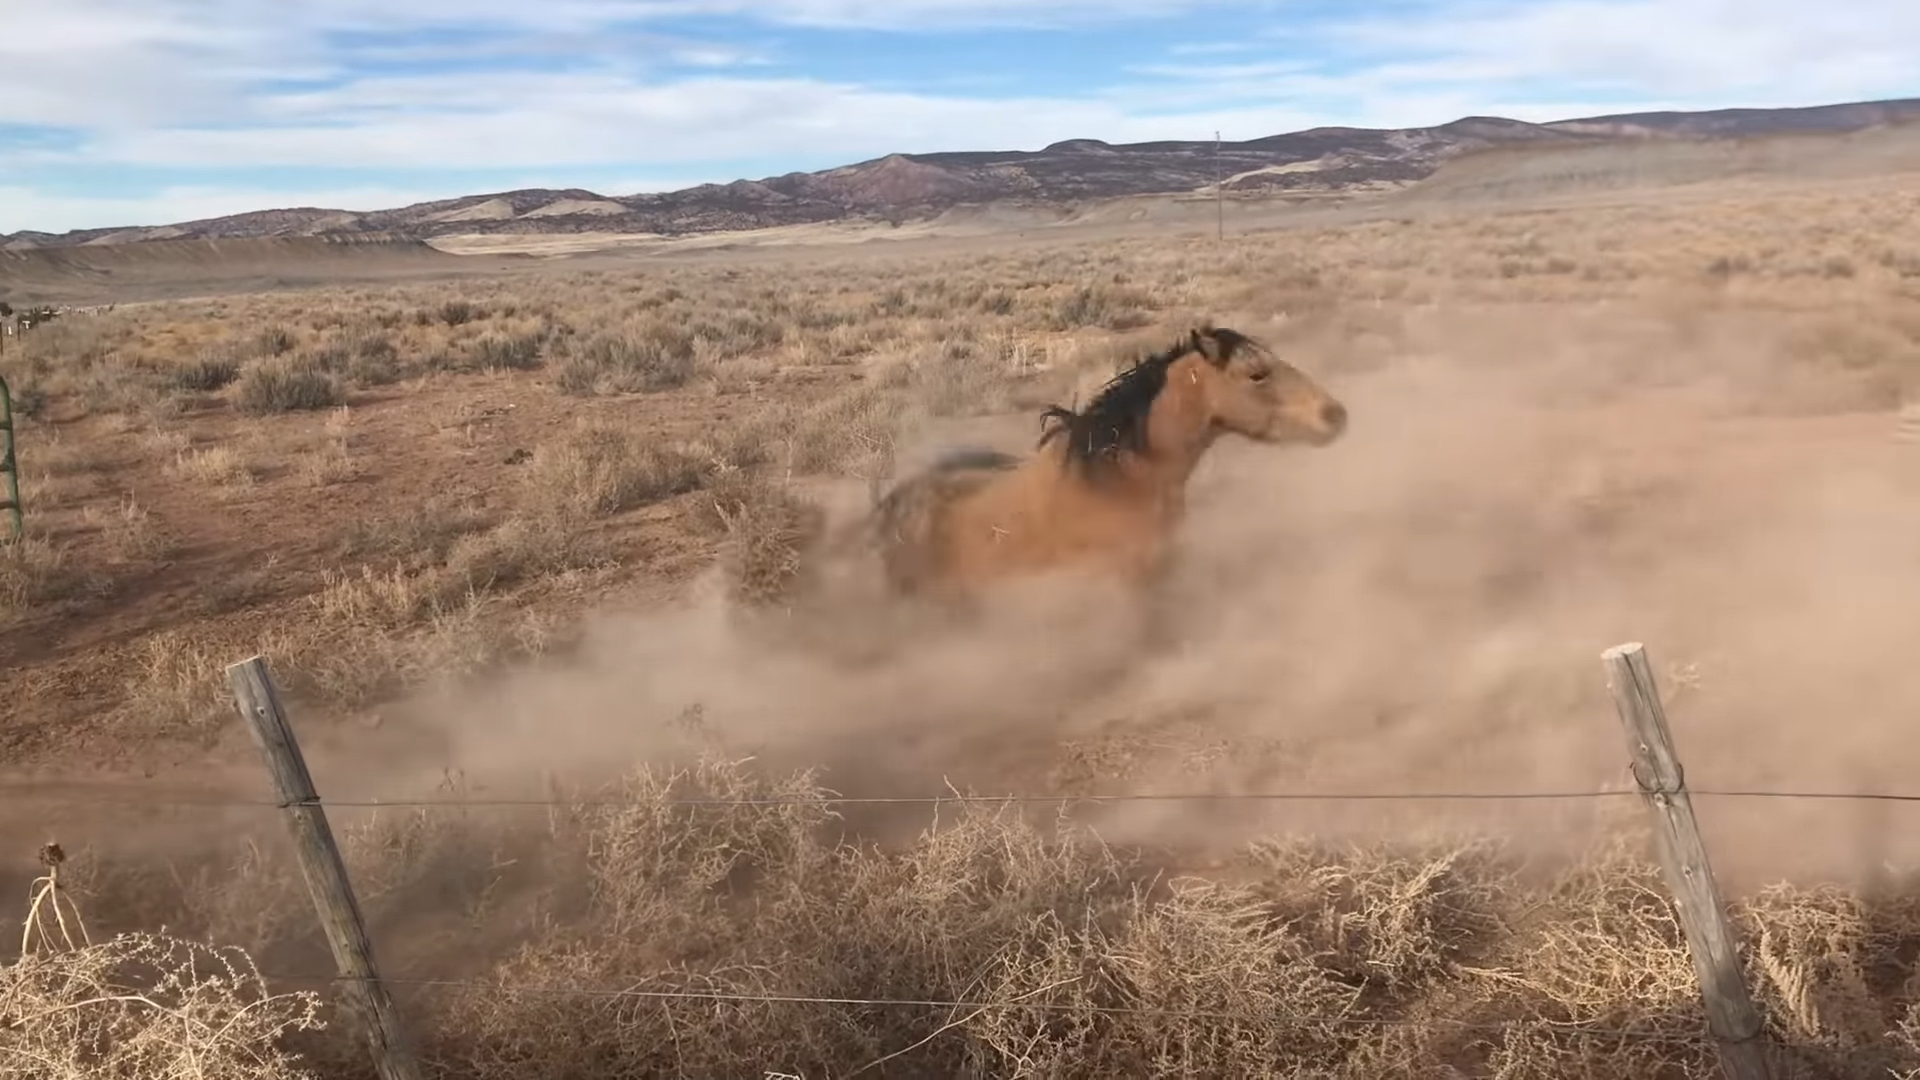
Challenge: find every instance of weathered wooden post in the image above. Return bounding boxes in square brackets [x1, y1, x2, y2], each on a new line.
[1601, 641, 1771, 1080]
[228, 655, 423, 1080]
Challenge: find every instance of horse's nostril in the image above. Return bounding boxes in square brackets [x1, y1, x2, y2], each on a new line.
[1321, 401, 1347, 429]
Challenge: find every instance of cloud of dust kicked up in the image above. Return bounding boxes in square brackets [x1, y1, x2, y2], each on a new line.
[343, 294, 1920, 894]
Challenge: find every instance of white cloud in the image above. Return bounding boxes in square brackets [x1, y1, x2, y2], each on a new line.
[671, 45, 769, 67]
[5, 0, 1917, 234]
[291, 0, 1222, 31]
[1311, 0, 1920, 105]
[647, 0, 1218, 29]
[69, 69, 1457, 173]
[0, 0, 1220, 133]
[91, 78, 1097, 169]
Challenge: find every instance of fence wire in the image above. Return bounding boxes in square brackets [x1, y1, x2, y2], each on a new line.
[8, 785, 1920, 809]
[254, 970, 1720, 1046]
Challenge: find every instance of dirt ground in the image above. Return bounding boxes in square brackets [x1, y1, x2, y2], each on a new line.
[9, 159, 1920, 1077]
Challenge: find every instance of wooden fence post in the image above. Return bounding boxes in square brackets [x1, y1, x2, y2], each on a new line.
[228, 655, 424, 1080]
[1601, 641, 1771, 1080]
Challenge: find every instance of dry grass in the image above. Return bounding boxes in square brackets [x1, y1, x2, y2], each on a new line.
[525, 418, 712, 520]
[16, 753, 1920, 1078]
[0, 531, 110, 618]
[1, 846, 325, 1079]
[0, 932, 325, 1080]
[701, 466, 828, 608]
[164, 444, 258, 489]
[7, 177, 1920, 1075]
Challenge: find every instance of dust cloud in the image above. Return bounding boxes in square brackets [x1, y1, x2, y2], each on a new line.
[326, 293, 1920, 895]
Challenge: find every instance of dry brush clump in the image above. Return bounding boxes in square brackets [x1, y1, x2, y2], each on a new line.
[1, 846, 326, 1080]
[524, 418, 712, 521]
[0, 933, 327, 1080]
[28, 755, 1920, 1078]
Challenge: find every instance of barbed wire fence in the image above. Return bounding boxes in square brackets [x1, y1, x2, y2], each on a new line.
[21, 786, 1920, 809]
[16, 641, 1919, 1078]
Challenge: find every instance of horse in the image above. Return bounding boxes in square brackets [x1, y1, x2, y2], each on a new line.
[857, 321, 1348, 609]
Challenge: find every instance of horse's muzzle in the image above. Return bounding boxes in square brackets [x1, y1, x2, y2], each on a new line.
[1307, 400, 1348, 445]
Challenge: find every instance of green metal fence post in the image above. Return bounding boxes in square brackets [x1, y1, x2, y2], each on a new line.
[0, 375, 22, 542]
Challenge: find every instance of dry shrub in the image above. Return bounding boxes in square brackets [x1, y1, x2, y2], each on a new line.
[908, 338, 1019, 418]
[233, 356, 347, 414]
[299, 438, 360, 487]
[553, 319, 703, 394]
[526, 420, 710, 520]
[0, 534, 107, 618]
[402, 757, 1704, 1078]
[2, 853, 324, 1080]
[776, 384, 907, 478]
[261, 583, 569, 711]
[325, 516, 606, 627]
[76, 496, 177, 563]
[27, 754, 1920, 1077]
[164, 353, 242, 393]
[311, 564, 442, 629]
[465, 329, 546, 372]
[18, 431, 108, 479]
[123, 629, 230, 734]
[701, 414, 780, 470]
[1738, 883, 1920, 1078]
[423, 764, 1920, 1078]
[701, 468, 826, 607]
[441, 514, 612, 593]
[0, 934, 325, 1080]
[1047, 280, 1159, 331]
[255, 323, 297, 355]
[164, 445, 257, 489]
[336, 497, 495, 569]
[69, 359, 175, 418]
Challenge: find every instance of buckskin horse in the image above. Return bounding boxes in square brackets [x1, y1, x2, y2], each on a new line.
[858, 322, 1348, 611]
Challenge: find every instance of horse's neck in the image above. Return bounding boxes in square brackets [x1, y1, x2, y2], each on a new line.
[1134, 379, 1219, 494]
[1088, 439, 1209, 528]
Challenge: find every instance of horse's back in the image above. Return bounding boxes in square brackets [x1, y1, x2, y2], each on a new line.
[927, 446, 1023, 474]
[864, 446, 1027, 595]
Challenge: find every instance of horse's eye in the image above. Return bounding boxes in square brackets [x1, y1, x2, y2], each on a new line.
[1248, 370, 1270, 383]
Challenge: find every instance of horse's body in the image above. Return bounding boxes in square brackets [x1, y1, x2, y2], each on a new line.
[859, 323, 1348, 607]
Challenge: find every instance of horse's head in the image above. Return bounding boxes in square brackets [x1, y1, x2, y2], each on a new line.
[1181, 324, 1346, 447]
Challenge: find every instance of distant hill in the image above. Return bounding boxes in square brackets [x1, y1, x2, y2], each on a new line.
[8, 96, 1919, 251]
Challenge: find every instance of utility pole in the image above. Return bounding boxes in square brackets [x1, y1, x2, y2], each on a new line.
[1214, 130, 1224, 242]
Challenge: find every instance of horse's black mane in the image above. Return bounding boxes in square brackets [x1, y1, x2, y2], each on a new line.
[1037, 326, 1249, 474]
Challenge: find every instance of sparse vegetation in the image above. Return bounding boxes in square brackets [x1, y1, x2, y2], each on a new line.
[5, 175, 1920, 1076]
[527, 419, 711, 520]
[14, 753, 1920, 1078]
[702, 466, 826, 607]
[234, 356, 347, 414]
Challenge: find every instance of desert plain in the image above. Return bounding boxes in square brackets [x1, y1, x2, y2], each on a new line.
[6, 126, 1920, 1078]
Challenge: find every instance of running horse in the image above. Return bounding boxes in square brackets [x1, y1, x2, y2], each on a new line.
[859, 322, 1348, 609]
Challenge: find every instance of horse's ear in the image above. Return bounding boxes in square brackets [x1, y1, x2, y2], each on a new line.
[1190, 324, 1235, 367]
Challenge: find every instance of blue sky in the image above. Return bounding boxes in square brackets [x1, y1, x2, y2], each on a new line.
[2, 0, 1913, 234]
